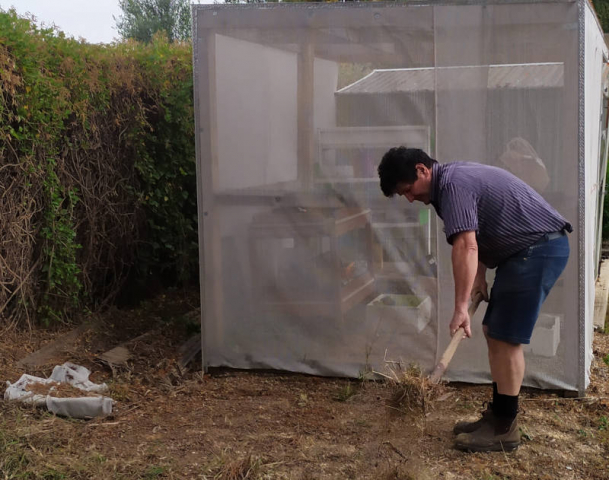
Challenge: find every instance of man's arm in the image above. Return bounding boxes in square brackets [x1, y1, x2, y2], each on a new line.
[450, 230, 479, 337]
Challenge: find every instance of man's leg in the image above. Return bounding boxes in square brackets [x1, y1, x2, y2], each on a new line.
[486, 329, 524, 396]
[455, 235, 569, 450]
[486, 330, 521, 428]
[453, 325, 506, 435]
[453, 328, 522, 451]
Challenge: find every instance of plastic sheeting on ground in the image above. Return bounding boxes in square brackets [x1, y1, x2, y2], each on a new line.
[4, 362, 113, 419]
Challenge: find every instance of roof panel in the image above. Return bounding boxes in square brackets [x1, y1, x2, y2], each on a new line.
[337, 63, 564, 94]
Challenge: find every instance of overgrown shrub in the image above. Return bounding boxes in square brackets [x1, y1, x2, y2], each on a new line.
[0, 9, 197, 325]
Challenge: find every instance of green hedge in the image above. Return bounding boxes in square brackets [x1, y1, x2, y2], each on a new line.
[0, 10, 197, 324]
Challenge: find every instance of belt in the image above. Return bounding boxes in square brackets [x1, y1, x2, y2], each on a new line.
[535, 230, 566, 244]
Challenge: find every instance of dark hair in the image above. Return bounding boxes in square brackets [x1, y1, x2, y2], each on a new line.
[378, 147, 437, 197]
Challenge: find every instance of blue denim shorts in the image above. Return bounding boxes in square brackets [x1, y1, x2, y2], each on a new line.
[482, 232, 569, 345]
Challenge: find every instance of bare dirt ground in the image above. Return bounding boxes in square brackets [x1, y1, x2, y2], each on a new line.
[1, 290, 608, 480]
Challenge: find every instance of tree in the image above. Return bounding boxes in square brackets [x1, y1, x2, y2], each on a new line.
[593, 0, 609, 31]
[115, 0, 192, 43]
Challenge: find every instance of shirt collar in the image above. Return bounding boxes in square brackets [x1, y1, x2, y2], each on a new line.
[430, 162, 442, 203]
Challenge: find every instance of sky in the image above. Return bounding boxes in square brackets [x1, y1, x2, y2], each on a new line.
[1, 0, 213, 44]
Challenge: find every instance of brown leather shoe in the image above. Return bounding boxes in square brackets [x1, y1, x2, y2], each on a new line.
[453, 402, 493, 435]
[454, 414, 520, 452]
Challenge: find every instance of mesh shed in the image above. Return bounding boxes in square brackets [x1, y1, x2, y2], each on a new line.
[193, 0, 609, 394]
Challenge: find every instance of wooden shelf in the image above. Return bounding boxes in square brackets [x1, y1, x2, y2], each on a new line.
[261, 271, 375, 317]
[248, 206, 375, 320]
[249, 207, 371, 237]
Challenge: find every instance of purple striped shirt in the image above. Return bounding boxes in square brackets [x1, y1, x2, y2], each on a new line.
[430, 162, 572, 268]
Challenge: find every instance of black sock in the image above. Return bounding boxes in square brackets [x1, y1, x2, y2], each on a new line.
[492, 382, 498, 404]
[492, 392, 518, 419]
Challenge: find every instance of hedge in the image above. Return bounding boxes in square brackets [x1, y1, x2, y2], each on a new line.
[0, 10, 197, 325]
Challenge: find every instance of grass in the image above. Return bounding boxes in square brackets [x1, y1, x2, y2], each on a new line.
[381, 362, 444, 416]
[144, 466, 166, 479]
[107, 380, 132, 402]
[0, 417, 35, 479]
[298, 392, 308, 407]
[201, 450, 267, 480]
[0, 418, 98, 479]
[0, 403, 174, 480]
[519, 426, 533, 442]
[381, 465, 416, 480]
[334, 382, 359, 402]
[40, 471, 67, 480]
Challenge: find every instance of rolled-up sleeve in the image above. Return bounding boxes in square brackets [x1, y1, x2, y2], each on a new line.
[440, 183, 478, 243]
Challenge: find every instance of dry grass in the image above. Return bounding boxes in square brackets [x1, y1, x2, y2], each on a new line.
[381, 465, 416, 480]
[378, 359, 446, 415]
[217, 455, 263, 480]
[202, 450, 267, 480]
[1, 293, 609, 479]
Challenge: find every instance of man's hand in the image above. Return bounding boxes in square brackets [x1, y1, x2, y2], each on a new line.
[471, 262, 489, 302]
[471, 277, 488, 302]
[450, 307, 471, 338]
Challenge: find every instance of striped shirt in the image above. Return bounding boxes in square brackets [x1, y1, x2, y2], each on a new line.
[429, 162, 572, 268]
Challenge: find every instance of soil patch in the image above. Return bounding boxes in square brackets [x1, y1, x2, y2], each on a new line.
[0, 290, 608, 479]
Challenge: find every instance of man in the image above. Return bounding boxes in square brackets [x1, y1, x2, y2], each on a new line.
[377, 147, 571, 452]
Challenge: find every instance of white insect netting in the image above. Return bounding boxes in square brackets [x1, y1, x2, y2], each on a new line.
[193, 1, 608, 393]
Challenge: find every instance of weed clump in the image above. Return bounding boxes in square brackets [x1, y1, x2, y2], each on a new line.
[203, 451, 265, 480]
[382, 361, 445, 416]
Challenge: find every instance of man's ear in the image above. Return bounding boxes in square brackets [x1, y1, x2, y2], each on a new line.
[416, 163, 429, 177]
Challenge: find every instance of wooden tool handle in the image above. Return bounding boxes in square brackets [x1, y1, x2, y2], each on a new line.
[429, 292, 484, 384]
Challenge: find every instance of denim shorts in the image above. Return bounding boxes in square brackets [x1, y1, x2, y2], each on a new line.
[482, 232, 570, 345]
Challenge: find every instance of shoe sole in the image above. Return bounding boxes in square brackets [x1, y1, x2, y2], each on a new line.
[455, 441, 520, 453]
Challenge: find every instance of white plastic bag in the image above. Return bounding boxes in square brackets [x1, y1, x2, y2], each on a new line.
[4, 363, 113, 418]
[49, 362, 108, 393]
[4, 374, 54, 406]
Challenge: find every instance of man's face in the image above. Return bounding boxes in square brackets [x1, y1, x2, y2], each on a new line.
[394, 164, 432, 204]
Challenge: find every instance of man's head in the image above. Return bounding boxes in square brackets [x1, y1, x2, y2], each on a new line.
[378, 147, 437, 204]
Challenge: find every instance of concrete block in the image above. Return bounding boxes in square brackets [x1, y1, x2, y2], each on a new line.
[366, 294, 432, 334]
[524, 313, 561, 357]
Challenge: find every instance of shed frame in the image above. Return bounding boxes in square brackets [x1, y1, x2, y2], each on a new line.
[193, 0, 609, 395]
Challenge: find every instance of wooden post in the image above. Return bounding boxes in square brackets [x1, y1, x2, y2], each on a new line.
[297, 41, 315, 189]
[194, 28, 224, 371]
